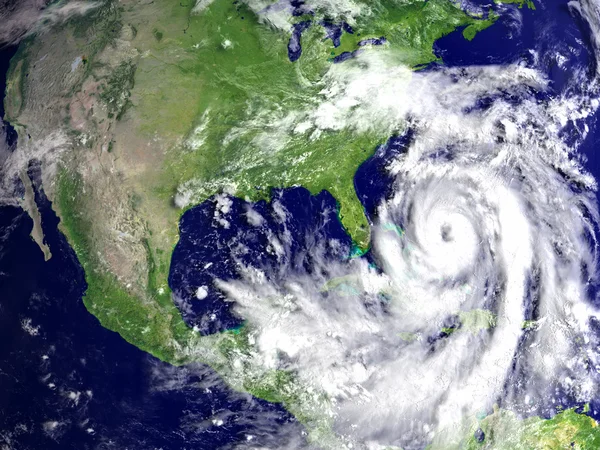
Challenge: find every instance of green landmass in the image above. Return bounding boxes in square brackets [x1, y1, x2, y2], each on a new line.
[495, 0, 536, 10]
[441, 309, 496, 336]
[398, 331, 420, 342]
[4, 43, 28, 123]
[132, 0, 498, 249]
[459, 309, 497, 333]
[57, 168, 340, 443]
[99, 60, 136, 119]
[463, 12, 499, 41]
[40, 0, 499, 363]
[464, 407, 600, 449]
[9, 0, 586, 447]
[56, 170, 194, 363]
[522, 319, 538, 330]
[328, 0, 497, 63]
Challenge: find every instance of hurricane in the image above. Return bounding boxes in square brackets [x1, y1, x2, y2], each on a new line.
[3, 0, 600, 447]
[197, 0, 600, 448]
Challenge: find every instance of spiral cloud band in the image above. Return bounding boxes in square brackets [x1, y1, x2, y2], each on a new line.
[212, 1, 600, 448]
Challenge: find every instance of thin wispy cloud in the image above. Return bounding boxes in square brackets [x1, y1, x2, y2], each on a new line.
[0, 0, 101, 47]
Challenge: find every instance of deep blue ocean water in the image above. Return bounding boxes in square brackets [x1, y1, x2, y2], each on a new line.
[2, 0, 600, 447]
[169, 187, 353, 334]
[0, 163, 303, 449]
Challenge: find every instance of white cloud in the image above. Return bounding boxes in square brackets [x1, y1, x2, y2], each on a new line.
[212, 17, 600, 446]
[0, 0, 102, 46]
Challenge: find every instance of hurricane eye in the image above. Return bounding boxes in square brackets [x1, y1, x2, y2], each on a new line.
[440, 223, 453, 242]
